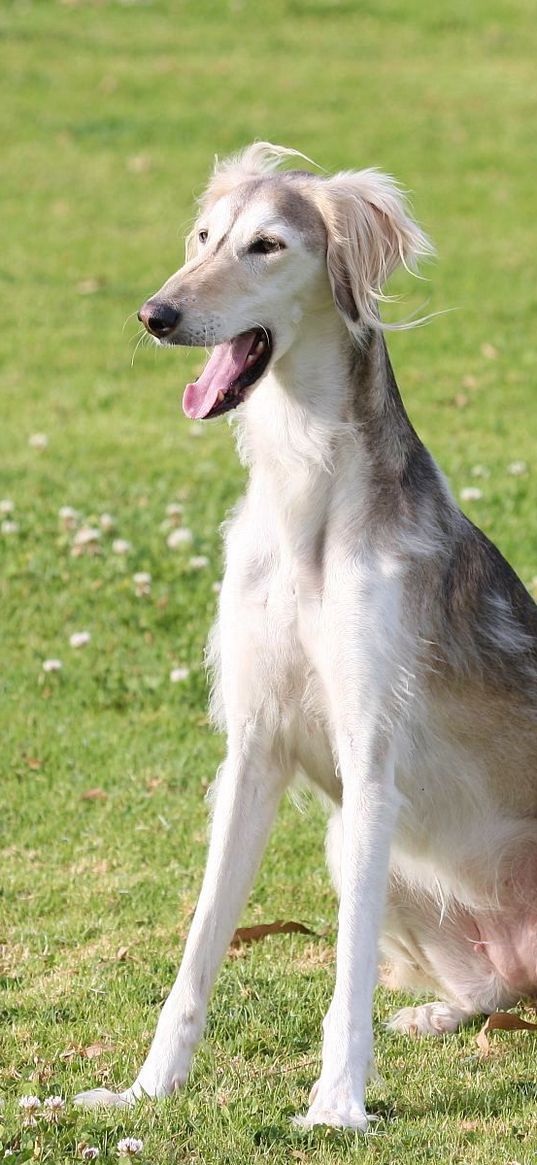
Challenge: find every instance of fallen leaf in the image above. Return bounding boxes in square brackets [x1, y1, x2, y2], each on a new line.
[453, 393, 468, 409]
[230, 920, 316, 948]
[60, 1041, 113, 1060]
[80, 787, 108, 801]
[84, 1042, 114, 1059]
[476, 1010, 537, 1056]
[25, 757, 42, 770]
[116, 946, 129, 962]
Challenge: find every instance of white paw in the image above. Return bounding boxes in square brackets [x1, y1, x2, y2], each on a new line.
[73, 1087, 137, 1110]
[387, 1000, 467, 1036]
[293, 1080, 370, 1131]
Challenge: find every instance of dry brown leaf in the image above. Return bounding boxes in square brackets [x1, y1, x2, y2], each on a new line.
[230, 920, 316, 948]
[116, 946, 129, 962]
[84, 1042, 114, 1059]
[25, 757, 43, 770]
[60, 1041, 114, 1060]
[477, 1010, 537, 1056]
[80, 787, 108, 801]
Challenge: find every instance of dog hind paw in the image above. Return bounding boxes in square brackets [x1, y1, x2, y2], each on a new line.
[387, 1000, 468, 1036]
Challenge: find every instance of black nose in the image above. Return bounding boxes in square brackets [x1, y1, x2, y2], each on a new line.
[138, 299, 181, 337]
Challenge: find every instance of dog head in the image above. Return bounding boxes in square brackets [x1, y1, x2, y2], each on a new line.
[138, 143, 432, 420]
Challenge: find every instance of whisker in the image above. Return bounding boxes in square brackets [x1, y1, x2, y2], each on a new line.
[130, 330, 149, 368]
[122, 310, 141, 334]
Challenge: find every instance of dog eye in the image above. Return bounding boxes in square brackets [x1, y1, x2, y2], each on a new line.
[198, 229, 208, 244]
[248, 237, 285, 255]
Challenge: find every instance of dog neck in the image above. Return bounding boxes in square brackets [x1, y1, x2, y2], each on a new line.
[238, 313, 433, 563]
[241, 312, 423, 482]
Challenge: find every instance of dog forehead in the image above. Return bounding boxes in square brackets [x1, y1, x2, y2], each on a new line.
[208, 177, 325, 248]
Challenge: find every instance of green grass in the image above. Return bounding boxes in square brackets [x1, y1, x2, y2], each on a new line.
[1, 0, 536, 1161]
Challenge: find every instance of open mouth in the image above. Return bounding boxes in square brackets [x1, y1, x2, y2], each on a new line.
[182, 328, 272, 420]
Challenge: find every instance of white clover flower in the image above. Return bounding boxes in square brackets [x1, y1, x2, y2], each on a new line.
[4, 1150, 14, 1157]
[507, 459, 528, 476]
[43, 659, 63, 673]
[69, 631, 91, 648]
[43, 1095, 65, 1121]
[99, 512, 116, 532]
[470, 465, 489, 479]
[0, 499, 14, 514]
[72, 526, 101, 556]
[133, 571, 151, 597]
[28, 432, 48, 450]
[18, 1095, 41, 1124]
[117, 1137, 144, 1157]
[170, 666, 190, 683]
[189, 555, 209, 570]
[167, 527, 193, 549]
[1, 520, 19, 535]
[81, 1149, 100, 1161]
[460, 487, 483, 502]
[165, 502, 184, 523]
[59, 505, 80, 530]
[112, 538, 132, 555]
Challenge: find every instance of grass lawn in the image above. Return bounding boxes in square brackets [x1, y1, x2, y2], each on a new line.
[1, 0, 536, 1161]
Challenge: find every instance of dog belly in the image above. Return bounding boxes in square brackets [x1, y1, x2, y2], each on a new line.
[475, 849, 537, 992]
[475, 910, 537, 994]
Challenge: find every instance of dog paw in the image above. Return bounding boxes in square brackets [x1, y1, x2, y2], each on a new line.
[73, 1087, 137, 1110]
[387, 1000, 467, 1036]
[292, 1080, 370, 1131]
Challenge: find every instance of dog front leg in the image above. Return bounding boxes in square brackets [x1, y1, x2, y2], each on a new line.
[75, 723, 287, 1108]
[296, 725, 398, 1131]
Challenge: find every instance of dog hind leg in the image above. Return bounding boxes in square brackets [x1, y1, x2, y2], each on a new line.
[381, 879, 519, 1036]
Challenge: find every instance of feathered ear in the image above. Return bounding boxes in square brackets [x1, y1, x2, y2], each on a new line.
[312, 170, 434, 328]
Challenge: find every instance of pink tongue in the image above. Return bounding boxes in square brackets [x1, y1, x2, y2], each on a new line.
[182, 331, 256, 420]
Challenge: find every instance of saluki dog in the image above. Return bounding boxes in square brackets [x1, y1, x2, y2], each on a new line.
[76, 144, 537, 1129]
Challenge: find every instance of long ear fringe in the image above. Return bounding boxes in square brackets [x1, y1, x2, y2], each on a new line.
[312, 169, 435, 331]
